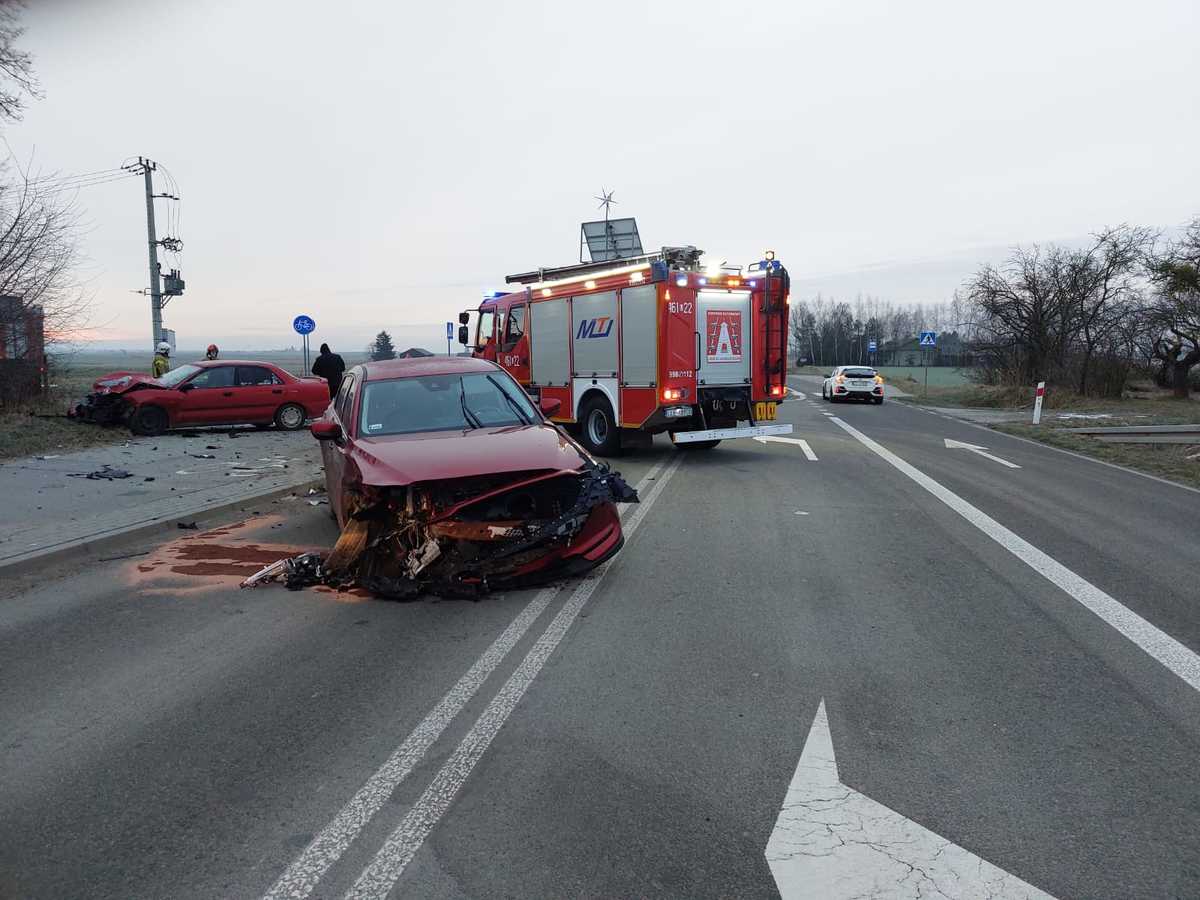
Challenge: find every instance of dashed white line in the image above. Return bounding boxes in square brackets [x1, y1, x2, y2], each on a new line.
[261, 460, 670, 900]
[342, 454, 687, 900]
[830, 415, 1200, 692]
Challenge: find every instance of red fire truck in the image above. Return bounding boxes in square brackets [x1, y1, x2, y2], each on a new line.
[458, 245, 793, 455]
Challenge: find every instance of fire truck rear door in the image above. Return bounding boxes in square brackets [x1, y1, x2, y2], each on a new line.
[696, 289, 751, 386]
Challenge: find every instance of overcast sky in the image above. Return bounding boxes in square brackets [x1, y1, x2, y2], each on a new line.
[8, 0, 1199, 351]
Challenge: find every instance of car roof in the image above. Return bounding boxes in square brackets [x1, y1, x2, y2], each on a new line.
[191, 359, 282, 368]
[360, 356, 500, 382]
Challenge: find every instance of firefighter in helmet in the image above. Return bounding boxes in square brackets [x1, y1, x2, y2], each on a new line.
[206, 343, 220, 360]
[152, 341, 171, 378]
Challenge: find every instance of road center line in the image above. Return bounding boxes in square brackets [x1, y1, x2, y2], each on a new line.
[261, 460, 669, 900]
[342, 454, 686, 900]
[830, 416, 1200, 692]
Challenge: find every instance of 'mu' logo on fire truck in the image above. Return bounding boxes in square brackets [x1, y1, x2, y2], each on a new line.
[576, 316, 614, 339]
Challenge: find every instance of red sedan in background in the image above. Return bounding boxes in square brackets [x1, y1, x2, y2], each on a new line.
[72, 359, 330, 435]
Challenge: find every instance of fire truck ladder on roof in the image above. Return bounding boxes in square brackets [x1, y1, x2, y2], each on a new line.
[505, 246, 704, 285]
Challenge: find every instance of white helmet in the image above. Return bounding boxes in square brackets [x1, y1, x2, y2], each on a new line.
[156, 341, 171, 353]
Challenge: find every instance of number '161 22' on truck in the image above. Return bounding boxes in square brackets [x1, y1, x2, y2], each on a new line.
[459, 245, 793, 455]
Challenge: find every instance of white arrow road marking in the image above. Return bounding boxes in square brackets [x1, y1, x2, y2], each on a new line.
[341, 454, 686, 900]
[945, 438, 1021, 468]
[832, 416, 1200, 692]
[754, 435, 819, 461]
[262, 461, 671, 900]
[766, 700, 1056, 900]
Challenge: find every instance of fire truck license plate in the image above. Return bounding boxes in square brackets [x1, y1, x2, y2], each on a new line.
[754, 402, 777, 421]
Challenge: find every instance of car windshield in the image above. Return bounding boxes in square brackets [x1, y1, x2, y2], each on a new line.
[843, 368, 877, 378]
[158, 364, 201, 387]
[358, 371, 537, 437]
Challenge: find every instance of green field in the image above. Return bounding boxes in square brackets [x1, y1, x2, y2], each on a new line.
[873, 366, 973, 387]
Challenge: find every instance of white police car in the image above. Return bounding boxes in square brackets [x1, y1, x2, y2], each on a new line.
[821, 366, 885, 404]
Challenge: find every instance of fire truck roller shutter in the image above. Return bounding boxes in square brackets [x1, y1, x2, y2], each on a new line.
[696, 289, 751, 386]
[570, 290, 619, 424]
[529, 296, 570, 387]
[620, 284, 656, 386]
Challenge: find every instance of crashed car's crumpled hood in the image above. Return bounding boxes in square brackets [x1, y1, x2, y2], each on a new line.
[350, 423, 590, 486]
[89, 371, 165, 395]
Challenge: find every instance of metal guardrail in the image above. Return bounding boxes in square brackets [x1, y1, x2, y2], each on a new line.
[1065, 424, 1200, 444]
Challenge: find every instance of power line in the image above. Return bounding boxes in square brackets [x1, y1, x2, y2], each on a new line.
[36, 171, 140, 195]
[26, 167, 127, 186]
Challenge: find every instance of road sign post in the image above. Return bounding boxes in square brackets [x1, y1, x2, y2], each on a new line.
[1033, 381, 1045, 425]
[446, 321, 454, 357]
[919, 331, 937, 398]
[293, 315, 316, 375]
[868, 339, 877, 366]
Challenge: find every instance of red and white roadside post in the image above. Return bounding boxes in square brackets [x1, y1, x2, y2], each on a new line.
[1032, 381, 1045, 425]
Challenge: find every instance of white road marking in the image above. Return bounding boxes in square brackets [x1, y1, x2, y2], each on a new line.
[342, 454, 686, 900]
[944, 437, 1021, 468]
[786, 388, 805, 399]
[766, 700, 1056, 899]
[753, 435, 819, 461]
[831, 416, 1200, 692]
[261, 461, 669, 900]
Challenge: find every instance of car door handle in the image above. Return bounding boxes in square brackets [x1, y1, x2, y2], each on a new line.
[272, 389, 283, 394]
[223, 391, 234, 397]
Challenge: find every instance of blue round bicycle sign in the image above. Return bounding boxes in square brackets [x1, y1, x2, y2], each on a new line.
[293, 315, 316, 335]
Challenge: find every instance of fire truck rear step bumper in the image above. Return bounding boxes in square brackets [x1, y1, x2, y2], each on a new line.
[672, 423, 793, 443]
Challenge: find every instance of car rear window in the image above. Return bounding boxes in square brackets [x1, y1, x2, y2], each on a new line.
[843, 368, 877, 378]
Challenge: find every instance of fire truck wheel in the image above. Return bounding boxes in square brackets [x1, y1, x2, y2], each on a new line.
[579, 395, 621, 456]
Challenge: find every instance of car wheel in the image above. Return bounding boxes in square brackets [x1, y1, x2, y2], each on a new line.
[130, 404, 169, 436]
[874, 396, 884, 405]
[578, 395, 621, 456]
[274, 403, 307, 430]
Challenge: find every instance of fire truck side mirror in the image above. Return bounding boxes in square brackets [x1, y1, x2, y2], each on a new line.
[458, 312, 470, 325]
[457, 325, 469, 345]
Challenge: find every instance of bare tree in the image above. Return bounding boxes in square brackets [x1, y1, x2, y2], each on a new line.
[1145, 218, 1200, 398]
[0, 2, 39, 123]
[0, 158, 90, 348]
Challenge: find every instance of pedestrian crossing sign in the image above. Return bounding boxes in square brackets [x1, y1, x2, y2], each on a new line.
[919, 331, 937, 347]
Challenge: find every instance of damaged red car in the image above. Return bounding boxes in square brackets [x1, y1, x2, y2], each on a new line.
[311, 357, 637, 599]
[70, 360, 330, 435]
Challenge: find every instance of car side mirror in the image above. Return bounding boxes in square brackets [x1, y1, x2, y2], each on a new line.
[458, 312, 470, 325]
[539, 397, 561, 417]
[179, 382, 194, 392]
[825, 373, 833, 379]
[311, 420, 343, 442]
[457, 325, 469, 345]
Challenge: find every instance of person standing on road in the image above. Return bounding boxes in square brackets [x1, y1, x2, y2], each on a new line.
[311, 343, 345, 398]
[205, 344, 220, 360]
[152, 341, 171, 378]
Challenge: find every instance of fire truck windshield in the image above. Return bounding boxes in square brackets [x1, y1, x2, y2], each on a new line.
[476, 310, 495, 350]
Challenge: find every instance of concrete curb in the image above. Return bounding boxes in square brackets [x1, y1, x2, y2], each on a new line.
[0, 476, 323, 579]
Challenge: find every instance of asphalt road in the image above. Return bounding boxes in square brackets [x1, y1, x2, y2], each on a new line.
[2, 384, 1198, 899]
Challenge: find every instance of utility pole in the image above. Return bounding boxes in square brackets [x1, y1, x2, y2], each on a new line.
[126, 156, 184, 352]
[139, 157, 163, 350]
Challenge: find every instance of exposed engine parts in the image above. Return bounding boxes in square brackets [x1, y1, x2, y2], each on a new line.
[240, 461, 637, 600]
